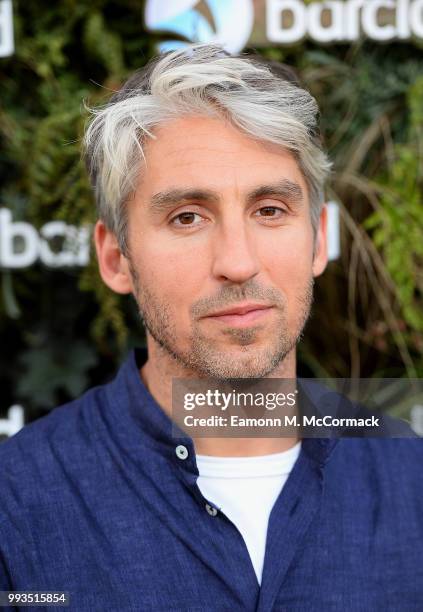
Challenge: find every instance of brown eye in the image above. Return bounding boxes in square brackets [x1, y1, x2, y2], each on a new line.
[256, 206, 287, 218]
[178, 212, 196, 224]
[259, 207, 278, 216]
[172, 212, 200, 226]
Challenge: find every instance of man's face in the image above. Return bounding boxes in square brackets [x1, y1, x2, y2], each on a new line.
[122, 115, 326, 378]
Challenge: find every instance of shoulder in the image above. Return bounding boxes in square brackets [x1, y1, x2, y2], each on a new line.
[334, 435, 423, 460]
[322, 438, 423, 531]
[328, 436, 423, 488]
[0, 383, 107, 460]
[0, 384, 109, 517]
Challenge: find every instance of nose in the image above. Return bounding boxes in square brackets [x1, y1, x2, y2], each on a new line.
[211, 219, 260, 284]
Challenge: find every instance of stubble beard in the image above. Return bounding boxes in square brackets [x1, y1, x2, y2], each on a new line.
[129, 260, 314, 379]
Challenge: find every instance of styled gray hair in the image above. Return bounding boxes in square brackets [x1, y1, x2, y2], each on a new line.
[84, 44, 331, 254]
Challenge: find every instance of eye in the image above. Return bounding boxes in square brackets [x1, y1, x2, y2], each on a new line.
[171, 211, 203, 226]
[254, 205, 287, 218]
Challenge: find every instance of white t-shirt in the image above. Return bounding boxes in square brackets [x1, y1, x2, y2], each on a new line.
[196, 442, 301, 584]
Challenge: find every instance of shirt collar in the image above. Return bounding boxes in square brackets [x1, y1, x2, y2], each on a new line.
[106, 348, 339, 472]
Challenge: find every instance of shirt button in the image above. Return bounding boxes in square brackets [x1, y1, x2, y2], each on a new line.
[205, 503, 218, 517]
[175, 445, 188, 460]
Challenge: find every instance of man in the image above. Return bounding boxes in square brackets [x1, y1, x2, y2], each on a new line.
[0, 44, 422, 611]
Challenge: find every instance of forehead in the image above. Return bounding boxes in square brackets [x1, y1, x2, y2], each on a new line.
[137, 115, 308, 196]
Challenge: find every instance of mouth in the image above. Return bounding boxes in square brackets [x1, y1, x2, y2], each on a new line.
[203, 303, 274, 328]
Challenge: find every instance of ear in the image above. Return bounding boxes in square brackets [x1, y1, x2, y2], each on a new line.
[312, 204, 328, 278]
[94, 220, 133, 294]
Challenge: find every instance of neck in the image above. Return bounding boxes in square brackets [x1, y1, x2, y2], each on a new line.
[140, 335, 300, 457]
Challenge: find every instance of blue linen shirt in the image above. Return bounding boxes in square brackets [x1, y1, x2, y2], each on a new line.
[1, 349, 423, 611]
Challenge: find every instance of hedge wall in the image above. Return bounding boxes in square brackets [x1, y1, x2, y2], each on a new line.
[1, 1, 422, 423]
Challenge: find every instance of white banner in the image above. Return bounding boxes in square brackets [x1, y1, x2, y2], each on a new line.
[0, 0, 14, 57]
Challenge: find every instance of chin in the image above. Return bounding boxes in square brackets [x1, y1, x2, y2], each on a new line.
[191, 346, 289, 380]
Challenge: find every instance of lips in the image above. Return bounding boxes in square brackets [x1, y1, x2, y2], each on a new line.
[204, 303, 274, 327]
[207, 303, 272, 317]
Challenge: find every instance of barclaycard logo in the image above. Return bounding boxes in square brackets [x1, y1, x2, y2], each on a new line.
[144, 0, 254, 53]
[145, 0, 423, 50]
[0, 208, 90, 269]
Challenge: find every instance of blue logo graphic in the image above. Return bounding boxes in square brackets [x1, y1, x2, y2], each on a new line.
[145, 0, 254, 53]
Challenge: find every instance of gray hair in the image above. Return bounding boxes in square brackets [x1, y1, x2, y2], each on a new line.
[84, 44, 331, 254]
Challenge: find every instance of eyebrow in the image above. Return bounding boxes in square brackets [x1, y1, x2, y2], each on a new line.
[149, 179, 304, 215]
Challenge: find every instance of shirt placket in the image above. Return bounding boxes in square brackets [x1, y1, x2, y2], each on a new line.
[172, 438, 261, 610]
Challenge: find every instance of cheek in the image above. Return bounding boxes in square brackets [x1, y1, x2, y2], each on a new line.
[134, 236, 208, 308]
[261, 225, 314, 281]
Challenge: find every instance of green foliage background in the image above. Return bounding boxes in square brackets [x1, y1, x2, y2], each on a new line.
[1, 1, 422, 422]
